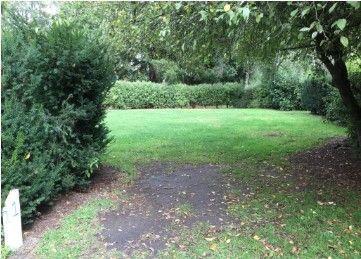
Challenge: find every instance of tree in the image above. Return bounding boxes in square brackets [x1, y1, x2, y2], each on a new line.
[57, 1, 361, 144]
[164, 2, 361, 145]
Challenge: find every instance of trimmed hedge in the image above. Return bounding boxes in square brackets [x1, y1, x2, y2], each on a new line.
[104, 81, 248, 109]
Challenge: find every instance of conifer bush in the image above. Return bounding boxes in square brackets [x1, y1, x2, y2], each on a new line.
[1, 19, 115, 224]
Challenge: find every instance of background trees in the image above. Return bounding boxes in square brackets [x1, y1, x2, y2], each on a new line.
[58, 1, 360, 145]
[168, 1, 361, 144]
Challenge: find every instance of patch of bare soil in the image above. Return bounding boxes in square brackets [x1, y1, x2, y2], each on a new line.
[289, 137, 361, 191]
[99, 163, 243, 257]
[11, 166, 120, 259]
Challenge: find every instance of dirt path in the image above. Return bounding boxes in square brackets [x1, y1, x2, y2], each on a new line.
[10, 137, 360, 258]
[99, 163, 243, 257]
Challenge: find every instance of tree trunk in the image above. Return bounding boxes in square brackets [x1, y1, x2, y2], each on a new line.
[319, 52, 361, 147]
[148, 62, 157, 82]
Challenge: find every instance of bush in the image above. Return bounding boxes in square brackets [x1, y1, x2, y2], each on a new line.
[254, 74, 302, 111]
[104, 81, 247, 109]
[325, 90, 349, 125]
[1, 20, 115, 224]
[300, 74, 332, 115]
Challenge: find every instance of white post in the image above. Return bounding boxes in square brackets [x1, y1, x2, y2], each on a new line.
[2, 189, 23, 250]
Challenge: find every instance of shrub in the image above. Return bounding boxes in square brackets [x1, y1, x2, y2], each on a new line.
[254, 74, 302, 111]
[2, 98, 64, 222]
[104, 81, 246, 109]
[1, 20, 115, 224]
[325, 90, 349, 125]
[300, 74, 332, 115]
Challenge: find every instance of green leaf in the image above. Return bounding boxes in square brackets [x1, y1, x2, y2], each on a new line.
[242, 6, 250, 20]
[340, 36, 349, 47]
[192, 39, 197, 50]
[228, 10, 235, 23]
[309, 21, 317, 29]
[332, 19, 347, 30]
[300, 27, 310, 32]
[199, 10, 207, 21]
[175, 3, 182, 10]
[316, 23, 323, 33]
[290, 9, 298, 17]
[256, 13, 263, 23]
[347, 1, 360, 9]
[329, 3, 337, 13]
[301, 7, 310, 16]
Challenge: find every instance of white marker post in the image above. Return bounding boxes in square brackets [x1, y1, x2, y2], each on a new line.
[2, 189, 23, 250]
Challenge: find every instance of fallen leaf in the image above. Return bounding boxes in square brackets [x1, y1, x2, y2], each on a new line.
[253, 235, 261, 241]
[25, 153, 31, 160]
[210, 243, 218, 251]
[205, 237, 216, 242]
[292, 246, 300, 254]
[179, 244, 186, 250]
[226, 239, 231, 244]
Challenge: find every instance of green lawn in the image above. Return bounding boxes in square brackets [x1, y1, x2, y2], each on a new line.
[104, 108, 344, 172]
[36, 109, 361, 258]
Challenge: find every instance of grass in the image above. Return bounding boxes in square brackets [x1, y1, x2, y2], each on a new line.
[36, 199, 116, 258]
[104, 109, 344, 172]
[175, 203, 193, 218]
[36, 108, 356, 258]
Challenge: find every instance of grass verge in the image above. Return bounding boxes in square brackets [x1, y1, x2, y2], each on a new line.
[36, 199, 115, 258]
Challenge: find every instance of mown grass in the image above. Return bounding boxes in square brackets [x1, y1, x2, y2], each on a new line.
[104, 109, 344, 172]
[36, 108, 355, 258]
[36, 199, 116, 258]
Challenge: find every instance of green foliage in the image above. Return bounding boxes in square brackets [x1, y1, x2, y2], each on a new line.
[1, 17, 115, 224]
[2, 99, 65, 222]
[254, 73, 302, 111]
[180, 61, 240, 85]
[300, 74, 332, 115]
[104, 81, 246, 109]
[0, 245, 12, 259]
[324, 90, 349, 125]
[151, 59, 181, 84]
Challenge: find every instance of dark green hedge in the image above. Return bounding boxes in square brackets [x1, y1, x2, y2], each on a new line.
[104, 81, 250, 109]
[1, 20, 115, 224]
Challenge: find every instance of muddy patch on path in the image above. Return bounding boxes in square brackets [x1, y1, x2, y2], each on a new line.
[100, 162, 244, 257]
